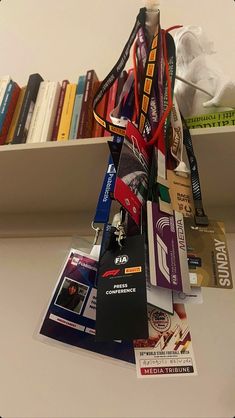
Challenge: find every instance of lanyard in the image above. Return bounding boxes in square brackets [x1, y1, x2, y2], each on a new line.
[182, 119, 209, 226]
[147, 30, 176, 210]
[93, 9, 178, 226]
[92, 7, 157, 228]
[137, 27, 160, 137]
[93, 8, 146, 137]
[93, 8, 160, 140]
[170, 97, 190, 176]
[110, 71, 134, 128]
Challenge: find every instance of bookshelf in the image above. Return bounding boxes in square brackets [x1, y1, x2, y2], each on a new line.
[0, 125, 234, 237]
[1, 2, 234, 418]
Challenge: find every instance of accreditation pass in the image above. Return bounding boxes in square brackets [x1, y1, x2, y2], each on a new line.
[134, 304, 197, 378]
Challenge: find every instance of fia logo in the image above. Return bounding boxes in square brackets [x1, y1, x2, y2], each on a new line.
[114, 255, 129, 265]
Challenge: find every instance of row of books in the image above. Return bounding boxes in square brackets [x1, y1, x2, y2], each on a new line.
[0, 70, 128, 145]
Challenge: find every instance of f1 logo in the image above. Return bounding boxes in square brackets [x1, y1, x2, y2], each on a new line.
[157, 234, 170, 283]
[102, 269, 120, 278]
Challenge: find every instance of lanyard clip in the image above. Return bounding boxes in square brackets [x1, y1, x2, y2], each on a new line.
[91, 222, 102, 245]
[112, 210, 126, 248]
[194, 203, 209, 226]
[114, 223, 126, 248]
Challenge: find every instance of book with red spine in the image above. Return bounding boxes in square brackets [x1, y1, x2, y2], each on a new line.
[77, 69, 98, 139]
[51, 80, 68, 140]
[92, 81, 108, 138]
[0, 81, 20, 145]
[103, 78, 118, 137]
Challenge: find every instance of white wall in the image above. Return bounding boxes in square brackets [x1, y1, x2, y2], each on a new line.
[0, 235, 234, 418]
[0, 1, 234, 417]
[0, 0, 234, 85]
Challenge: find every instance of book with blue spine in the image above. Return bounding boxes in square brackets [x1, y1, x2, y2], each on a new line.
[0, 80, 20, 144]
[69, 75, 86, 139]
[0, 80, 14, 133]
[0, 75, 11, 108]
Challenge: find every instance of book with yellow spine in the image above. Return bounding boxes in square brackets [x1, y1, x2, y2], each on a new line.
[57, 83, 76, 140]
[6, 87, 26, 144]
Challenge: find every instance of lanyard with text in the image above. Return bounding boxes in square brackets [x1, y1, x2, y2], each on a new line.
[93, 8, 160, 227]
[182, 119, 209, 226]
[93, 8, 160, 141]
[93, 8, 146, 137]
[93, 135, 124, 225]
[93, 10, 178, 228]
[137, 26, 160, 137]
[170, 96, 190, 176]
[135, 27, 159, 138]
[147, 30, 176, 211]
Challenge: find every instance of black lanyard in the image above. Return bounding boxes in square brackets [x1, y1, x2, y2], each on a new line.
[93, 8, 146, 137]
[182, 119, 209, 226]
[93, 8, 160, 139]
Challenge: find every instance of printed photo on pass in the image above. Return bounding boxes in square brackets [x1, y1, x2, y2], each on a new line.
[55, 277, 89, 314]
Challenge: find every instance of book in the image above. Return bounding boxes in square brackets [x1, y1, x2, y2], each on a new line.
[40, 82, 61, 142]
[51, 79, 69, 140]
[77, 69, 98, 139]
[92, 81, 108, 138]
[12, 73, 43, 144]
[186, 110, 235, 129]
[26, 81, 51, 143]
[0, 81, 20, 144]
[6, 87, 26, 144]
[69, 75, 86, 139]
[57, 83, 76, 140]
[0, 80, 14, 133]
[0, 75, 11, 107]
[104, 78, 118, 136]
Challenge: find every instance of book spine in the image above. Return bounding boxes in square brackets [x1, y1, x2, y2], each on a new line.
[77, 70, 98, 139]
[40, 82, 61, 142]
[104, 78, 118, 136]
[92, 81, 101, 137]
[0, 82, 21, 145]
[26, 81, 48, 143]
[51, 80, 69, 140]
[0, 81, 14, 133]
[57, 83, 76, 140]
[92, 81, 108, 138]
[12, 73, 43, 144]
[6, 87, 26, 144]
[34, 81, 52, 142]
[77, 71, 90, 138]
[186, 110, 235, 129]
[69, 75, 86, 139]
[0, 76, 11, 107]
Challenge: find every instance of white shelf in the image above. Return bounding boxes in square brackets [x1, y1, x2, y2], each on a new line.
[0, 137, 109, 214]
[190, 126, 235, 207]
[0, 127, 234, 236]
